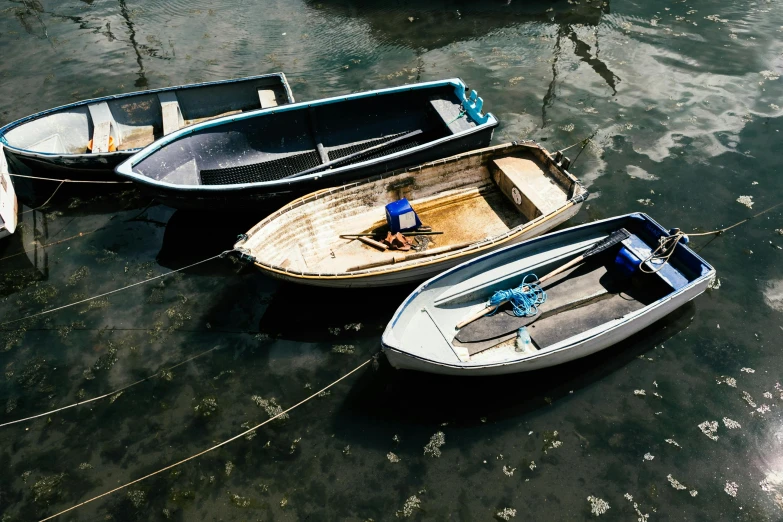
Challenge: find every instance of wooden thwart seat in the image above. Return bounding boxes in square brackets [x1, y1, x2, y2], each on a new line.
[158, 92, 184, 136]
[258, 89, 278, 109]
[87, 102, 121, 153]
[490, 156, 568, 219]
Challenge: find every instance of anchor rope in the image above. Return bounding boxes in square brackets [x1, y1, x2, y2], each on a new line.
[20, 179, 66, 214]
[0, 249, 236, 328]
[640, 200, 783, 273]
[37, 358, 372, 522]
[0, 229, 98, 263]
[488, 273, 547, 317]
[0, 345, 223, 428]
[446, 107, 467, 126]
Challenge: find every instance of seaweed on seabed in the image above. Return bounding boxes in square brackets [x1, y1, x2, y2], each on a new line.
[193, 396, 219, 419]
[31, 473, 66, 505]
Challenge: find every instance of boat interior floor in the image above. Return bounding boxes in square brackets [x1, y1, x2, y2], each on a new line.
[199, 129, 437, 186]
[315, 187, 527, 273]
[306, 151, 569, 273]
[453, 252, 672, 356]
[136, 86, 469, 185]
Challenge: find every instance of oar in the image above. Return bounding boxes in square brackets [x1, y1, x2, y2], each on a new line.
[281, 129, 423, 181]
[455, 228, 631, 329]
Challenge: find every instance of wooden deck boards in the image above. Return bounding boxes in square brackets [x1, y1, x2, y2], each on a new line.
[310, 187, 527, 273]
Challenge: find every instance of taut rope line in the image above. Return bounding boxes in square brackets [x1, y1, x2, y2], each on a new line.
[640, 200, 783, 273]
[37, 359, 372, 522]
[20, 179, 66, 214]
[9, 173, 132, 184]
[0, 230, 98, 263]
[0, 346, 223, 428]
[0, 250, 235, 328]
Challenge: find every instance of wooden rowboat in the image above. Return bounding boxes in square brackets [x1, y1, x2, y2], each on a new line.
[0, 145, 18, 240]
[0, 73, 294, 179]
[114, 79, 498, 209]
[234, 141, 586, 287]
[381, 213, 716, 375]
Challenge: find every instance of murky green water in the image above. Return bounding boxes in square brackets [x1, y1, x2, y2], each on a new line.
[2, 0, 783, 520]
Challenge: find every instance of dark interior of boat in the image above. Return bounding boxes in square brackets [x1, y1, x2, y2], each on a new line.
[133, 86, 475, 186]
[454, 246, 673, 354]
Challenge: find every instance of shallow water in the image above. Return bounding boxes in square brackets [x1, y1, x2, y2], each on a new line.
[1, 0, 783, 520]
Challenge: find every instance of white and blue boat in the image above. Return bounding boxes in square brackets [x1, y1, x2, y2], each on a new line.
[0, 73, 295, 179]
[382, 213, 716, 375]
[114, 79, 498, 209]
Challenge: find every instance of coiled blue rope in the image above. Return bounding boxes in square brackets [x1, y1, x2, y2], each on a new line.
[488, 274, 547, 317]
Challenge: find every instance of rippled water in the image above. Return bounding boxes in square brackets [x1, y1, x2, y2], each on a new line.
[2, 0, 783, 520]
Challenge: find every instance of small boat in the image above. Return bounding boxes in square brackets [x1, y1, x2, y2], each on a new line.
[381, 213, 716, 375]
[235, 141, 586, 287]
[0, 145, 18, 240]
[0, 73, 295, 179]
[114, 79, 498, 209]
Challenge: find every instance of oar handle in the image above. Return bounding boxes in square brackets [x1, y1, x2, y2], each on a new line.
[456, 304, 499, 329]
[454, 254, 586, 330]
[537, 254, 585, 285]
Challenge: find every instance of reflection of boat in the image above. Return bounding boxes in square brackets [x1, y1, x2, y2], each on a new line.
[0, 145, 18, 240]
[0, 73, 295, 179]
[382, 213, 715, 376]
[236, 142, 586, 287]
[309, 0, 608, 50]
[312, 0, 618, 126]
[0, 200, 48, 298]
[116, 79, 498, 209]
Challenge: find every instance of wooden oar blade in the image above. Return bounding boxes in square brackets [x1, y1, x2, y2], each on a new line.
[583, 228, 630, 258]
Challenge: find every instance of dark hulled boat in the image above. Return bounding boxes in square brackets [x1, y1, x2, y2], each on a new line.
[113, 79, 498, 209]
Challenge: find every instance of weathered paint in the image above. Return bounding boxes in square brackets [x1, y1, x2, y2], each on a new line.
[236, 141, 586, 287]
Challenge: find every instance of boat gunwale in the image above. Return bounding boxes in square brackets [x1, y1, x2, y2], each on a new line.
[237, 141, 587, 279]
[113, 78, 499, 190]
[382, 277, 713, 372]
[0, 72, 295, 158]
[380, 212, 716, 370]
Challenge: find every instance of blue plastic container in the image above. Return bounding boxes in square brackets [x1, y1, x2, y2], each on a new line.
[614, 246, 640, 278]
[385, 198, 422, 233]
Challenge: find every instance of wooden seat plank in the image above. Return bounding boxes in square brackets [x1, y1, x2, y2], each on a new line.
[87, 102, 120, 153]
[157, 92, 184, 136]
[258, 89, 278, 108]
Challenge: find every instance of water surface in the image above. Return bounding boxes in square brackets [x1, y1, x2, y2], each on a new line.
[1, 0, 783, 520]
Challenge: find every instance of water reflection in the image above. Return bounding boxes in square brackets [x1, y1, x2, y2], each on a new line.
[310, 0, 608, 50]
[312, 0, 621, 126]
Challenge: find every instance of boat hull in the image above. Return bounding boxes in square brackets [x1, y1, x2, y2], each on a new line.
[0, 73, 295, 180]
[260, 200, 580, 288]
[146, 125, 495, 209]
[380, 213, 715, 376]
[382, 277, 708, 375]
[115, 79, 499, 210]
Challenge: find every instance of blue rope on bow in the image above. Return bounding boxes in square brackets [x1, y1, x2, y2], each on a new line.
[488, 274, 546, 317]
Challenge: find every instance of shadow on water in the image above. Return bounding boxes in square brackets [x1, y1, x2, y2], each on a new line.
[334, 301, 696, 445]
[156, 208, 277, 274]
[258, 281, 420, 343]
